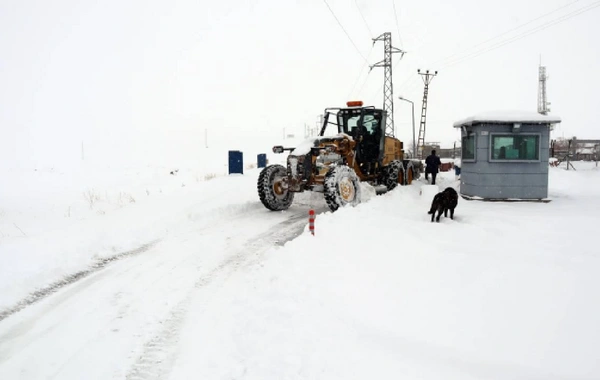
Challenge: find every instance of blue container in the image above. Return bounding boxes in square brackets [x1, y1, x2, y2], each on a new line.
[228, 150, 243, 174]
[454, 166, 461, 176]
[257, 153, 267, 168]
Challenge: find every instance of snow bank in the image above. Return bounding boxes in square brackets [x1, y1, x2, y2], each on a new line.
[172, 167, 600, 379]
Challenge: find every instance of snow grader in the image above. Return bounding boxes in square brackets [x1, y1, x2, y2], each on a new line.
[257, 101, 422, 212]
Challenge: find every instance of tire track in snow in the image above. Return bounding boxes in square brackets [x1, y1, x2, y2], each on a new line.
[0, 200, 292, 323]
[0, 240, 159, 323]
[0, 196, 327, 379]
[124, 211, 314, 380]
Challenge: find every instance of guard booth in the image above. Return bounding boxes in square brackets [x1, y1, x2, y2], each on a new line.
[453, 111, 561, 201]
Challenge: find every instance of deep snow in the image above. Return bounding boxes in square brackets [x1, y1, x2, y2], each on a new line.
[1, 150, 599, 379]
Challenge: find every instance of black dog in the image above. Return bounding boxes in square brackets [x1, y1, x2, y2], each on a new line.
[428, 187, 458, 222]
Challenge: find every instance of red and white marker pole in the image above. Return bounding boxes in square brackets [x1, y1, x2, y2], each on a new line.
[308, 209, 315, 236]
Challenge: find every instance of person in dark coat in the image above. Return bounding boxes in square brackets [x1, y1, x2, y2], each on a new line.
[425, 149, 442, 185]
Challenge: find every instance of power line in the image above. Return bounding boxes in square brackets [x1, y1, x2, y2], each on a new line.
[366, 0, 599, 101]
[392, 0, 404, 48]
[354, 0, 374, 38]
[396, 71, 420, 94]
[393, 49, 437, 96]
[364, 0, 599, 140]
[348, 0, 376, 98]
[368, 53, 405, 99]
[370, 32, 405, 136]
[429, 0, 582, 68]
[347, 45, 374, 99]
[355, 68, 373, 98]
[440, 0, 600, 69]
[322, 0, 369, 63]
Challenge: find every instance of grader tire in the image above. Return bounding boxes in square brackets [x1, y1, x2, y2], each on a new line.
[382, 160, 406, 190]
[257, 164, 294, 211]
[324, 165, 361, 212]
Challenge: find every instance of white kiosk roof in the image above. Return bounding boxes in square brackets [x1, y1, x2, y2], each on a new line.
[453, 111, 561, 128]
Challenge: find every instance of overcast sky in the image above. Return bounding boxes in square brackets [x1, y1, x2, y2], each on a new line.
[1, 0, 599, 167]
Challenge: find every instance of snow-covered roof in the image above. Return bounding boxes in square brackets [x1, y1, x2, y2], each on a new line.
[576, 148, 596, 155]
[453, 111, 561, 128]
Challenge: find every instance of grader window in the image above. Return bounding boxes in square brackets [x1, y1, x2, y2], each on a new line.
[363, 115, 379, 135]
[347, 115, 360, 130]
[339, 110, 362, 137]
[362, 111, 383, 138]
[338, 108, 383, 139]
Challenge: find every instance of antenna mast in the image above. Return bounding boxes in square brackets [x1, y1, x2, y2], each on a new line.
[538, 59, 550, 115]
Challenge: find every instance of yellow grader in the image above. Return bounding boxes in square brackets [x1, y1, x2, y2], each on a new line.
[257, 101, 422, 212]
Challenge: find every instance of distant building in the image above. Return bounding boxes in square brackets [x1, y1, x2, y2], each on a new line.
[551, 138, 599, 161]
[437, 145, 461, 159]
[454, 111, 561, 201]
[575, 143, 598, 161]
[550, 138, 570, 158]
[421, 143, 439, 158]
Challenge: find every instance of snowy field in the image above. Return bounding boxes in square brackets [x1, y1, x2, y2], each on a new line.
[1, 152, 599, 379]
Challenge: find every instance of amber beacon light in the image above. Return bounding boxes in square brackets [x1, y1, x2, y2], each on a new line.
[346, 100, 363, 107]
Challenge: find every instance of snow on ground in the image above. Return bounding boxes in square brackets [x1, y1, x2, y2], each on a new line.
[171, 162, 600, 380]
[1, 154, 599, 379]
[0, 138, 295, 310]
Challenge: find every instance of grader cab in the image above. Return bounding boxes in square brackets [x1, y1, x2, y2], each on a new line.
[257, 101, 422, 212]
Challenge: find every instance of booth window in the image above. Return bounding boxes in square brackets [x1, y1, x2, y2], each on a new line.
[491, 135, 539, 160]
[462, 135, 475, 160]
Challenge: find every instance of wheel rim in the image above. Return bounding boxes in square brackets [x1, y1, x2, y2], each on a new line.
[272, 175, 286, 198]
[273, 182, 284, 195]
[339, 177, 356, 202]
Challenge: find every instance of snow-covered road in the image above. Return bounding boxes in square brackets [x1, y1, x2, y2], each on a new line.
[2, 164, 599, 379]
[0, 173, 328, 379]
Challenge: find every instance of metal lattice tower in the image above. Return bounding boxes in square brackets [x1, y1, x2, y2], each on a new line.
[416, 69, 437, 160]
[538, 63, 550, 115]
[370, 32, 405, 137]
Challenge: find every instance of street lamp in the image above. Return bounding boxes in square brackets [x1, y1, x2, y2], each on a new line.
[398, 96, 416, 158]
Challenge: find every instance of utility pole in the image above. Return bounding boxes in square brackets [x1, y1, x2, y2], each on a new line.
[416, 69, 437, 160]
[370, 32, 405, 137]
[398, 96, 416, 158]
[566, 139, 576, 171]
[538, 58, 550, 115]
